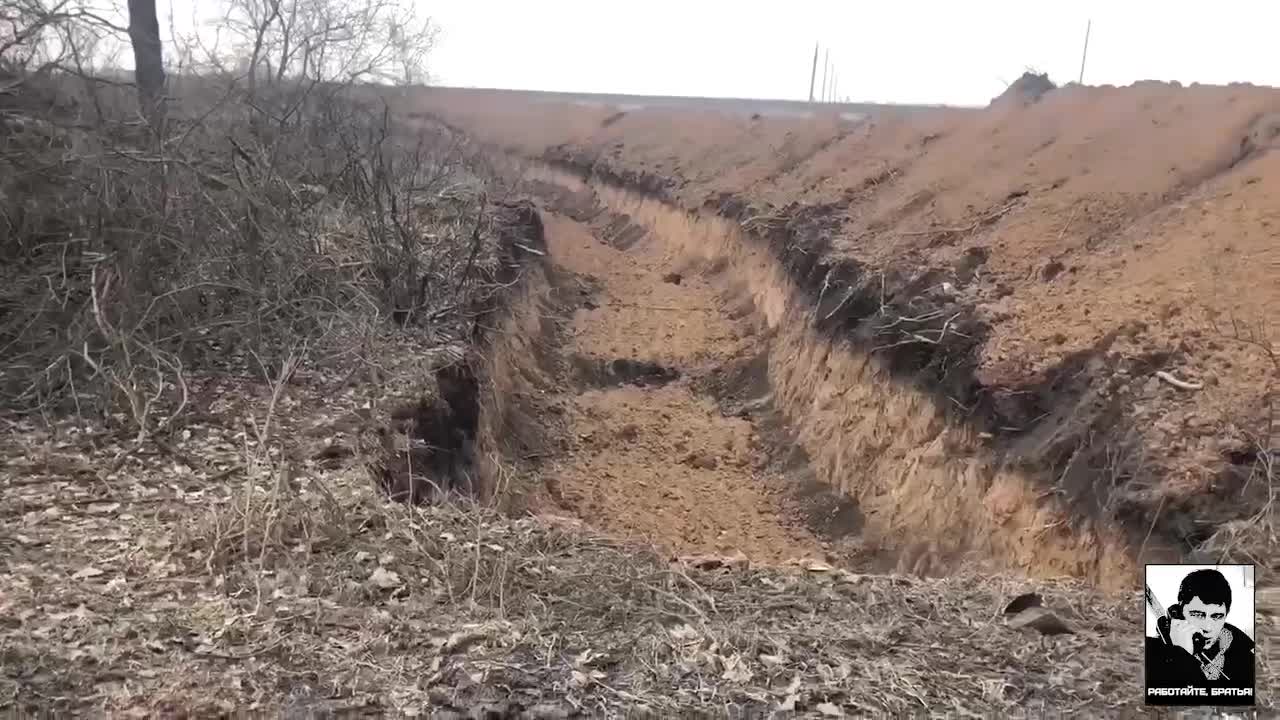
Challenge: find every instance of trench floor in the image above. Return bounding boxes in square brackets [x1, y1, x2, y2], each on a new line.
[534, 212, 850, 564]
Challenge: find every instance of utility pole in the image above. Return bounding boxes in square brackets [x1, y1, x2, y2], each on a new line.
[808, 42, 819, 102]
[820, 48, 829, 103]
[1078, 19, 1092, 84]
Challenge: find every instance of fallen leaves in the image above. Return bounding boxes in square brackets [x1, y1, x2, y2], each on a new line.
[367, 566, 403, 590]
[0, 373, 1204, 717]
[570, 669, 605, 688]
[719, 656, 753, 683]
[442, 627, 489, 654]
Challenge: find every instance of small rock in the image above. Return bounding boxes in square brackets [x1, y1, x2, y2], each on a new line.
[311, 442, 352, 466]
[1185, 414, 1214, 430]
[679, 552, 749, 571]
[682, 452, 718, 470]
[798, 559, 835, 573]
[1007, 606, 1074, 635]
[1041, 260, 1065, 281]
[662, 272, 683, 285]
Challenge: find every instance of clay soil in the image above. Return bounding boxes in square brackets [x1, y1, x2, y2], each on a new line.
[529, 208, 856, 564]
[415, 81, 1280, 577]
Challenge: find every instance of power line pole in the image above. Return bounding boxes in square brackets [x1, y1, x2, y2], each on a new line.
[808, 42, 819, 102]
[820, 48, 829, 103]
[1078, 19, 1092, 84]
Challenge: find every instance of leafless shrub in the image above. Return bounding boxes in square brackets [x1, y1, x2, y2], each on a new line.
[0, 0, 498, 443]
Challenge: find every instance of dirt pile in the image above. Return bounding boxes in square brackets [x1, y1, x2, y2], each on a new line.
[413, 82, 1280, 584]
[992, 71, 1057, 106]
[521, 167, 1142, 585]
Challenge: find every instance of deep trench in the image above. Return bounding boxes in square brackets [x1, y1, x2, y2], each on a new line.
[523, 195, 865, 565]
[391, 164, 1173, 588]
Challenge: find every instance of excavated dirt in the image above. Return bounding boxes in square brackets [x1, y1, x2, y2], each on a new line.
[510, 170, 1143, 587]
[521, 196, 863, 565]
[408, 82, 1280, 589]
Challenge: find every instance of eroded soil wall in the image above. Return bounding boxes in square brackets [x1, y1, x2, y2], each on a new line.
[520, 165, 1178, 590]
[410, 84, 1280, 582]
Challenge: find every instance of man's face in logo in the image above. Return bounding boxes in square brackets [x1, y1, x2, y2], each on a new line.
[1185, 596, 1228, 642]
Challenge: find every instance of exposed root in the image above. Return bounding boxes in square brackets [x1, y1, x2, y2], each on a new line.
[1155, 370, 1204, 391]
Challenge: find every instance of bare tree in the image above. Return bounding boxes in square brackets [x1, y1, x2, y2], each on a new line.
[209, 0, 436, 88]
[127, 0, 164, 127]
[0, 0, 121, 76]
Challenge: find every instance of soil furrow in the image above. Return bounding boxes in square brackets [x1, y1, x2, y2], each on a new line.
[535, 210, 838, 564]
[513, 166, 1148, 589]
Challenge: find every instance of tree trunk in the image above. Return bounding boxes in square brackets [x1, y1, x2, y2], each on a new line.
[127, 0, 165, 130]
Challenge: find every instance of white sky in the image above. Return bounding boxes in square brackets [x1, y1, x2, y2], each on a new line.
[154, 0, 1280, 106]
[422, 0, 1280, 105]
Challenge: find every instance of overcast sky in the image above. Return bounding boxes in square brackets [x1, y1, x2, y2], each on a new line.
[421, 0, 1280, 106]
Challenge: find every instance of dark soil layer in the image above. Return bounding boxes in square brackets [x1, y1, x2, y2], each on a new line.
[406, 81, 1280, 580]
[370, 199, 552, 504]
[544, 151, 1198, 571]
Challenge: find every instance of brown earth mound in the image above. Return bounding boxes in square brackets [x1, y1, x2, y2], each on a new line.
[992, 71, 1057, 106]
[408, 81, 1280, 581]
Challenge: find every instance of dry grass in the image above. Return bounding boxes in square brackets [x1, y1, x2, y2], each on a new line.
[0, 451, 1137, 716]
[6, 340, 1269, 717]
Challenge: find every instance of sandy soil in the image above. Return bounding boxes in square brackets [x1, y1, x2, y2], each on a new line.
[533, 211, 834, 563]
[413, 80, 1280, 577]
